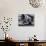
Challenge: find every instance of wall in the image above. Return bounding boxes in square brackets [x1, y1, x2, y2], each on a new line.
[0, 0, 46, 40]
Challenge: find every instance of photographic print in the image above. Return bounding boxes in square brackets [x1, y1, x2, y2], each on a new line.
[18, 14, 34, 26]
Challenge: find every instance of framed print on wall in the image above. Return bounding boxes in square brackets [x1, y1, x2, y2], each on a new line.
[18, 14, 34, 26]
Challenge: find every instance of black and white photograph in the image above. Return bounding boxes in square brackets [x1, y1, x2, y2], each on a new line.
[18, 14, 34, 26]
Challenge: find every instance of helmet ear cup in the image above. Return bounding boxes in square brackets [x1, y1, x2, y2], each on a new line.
[29, 0, 42, 8]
